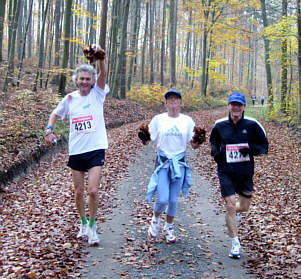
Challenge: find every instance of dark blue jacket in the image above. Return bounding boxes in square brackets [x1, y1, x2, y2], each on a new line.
[209, 114, 269, 176]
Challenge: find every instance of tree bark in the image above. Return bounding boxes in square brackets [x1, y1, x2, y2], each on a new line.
[99, 0, 108, 50]
[297, 0, 301, 124]
[3, 0, 22, 92]
[0, 0, 7, 62]
[260, 0, 274, 109]
[281, 0, 288, 113]
[169, 0, 177, 86]
[160, 0, 166, 86]
[58, 0, 73, 95]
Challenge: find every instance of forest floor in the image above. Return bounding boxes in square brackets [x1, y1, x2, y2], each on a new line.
[0, 96, 300, 279]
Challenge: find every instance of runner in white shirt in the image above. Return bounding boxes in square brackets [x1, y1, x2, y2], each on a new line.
[45, 46, 108, 246]
[138, 89, 206, 243]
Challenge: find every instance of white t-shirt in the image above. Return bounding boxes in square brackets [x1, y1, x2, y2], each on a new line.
[149, 112, 195, 155]
[53, 84, 109, 155]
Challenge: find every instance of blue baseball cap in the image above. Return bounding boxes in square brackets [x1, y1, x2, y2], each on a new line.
[164, 88, 182, 99]
[228, 91, 246, 105]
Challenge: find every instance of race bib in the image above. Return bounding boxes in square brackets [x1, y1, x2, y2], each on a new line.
[71, 115, 95, 133]
[226, 143, 250, 163]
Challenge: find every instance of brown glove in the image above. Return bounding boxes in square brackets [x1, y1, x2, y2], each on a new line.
[192, 127, 206, 144]
[138, 124, 151, 145]
[82, 44, 106, 64]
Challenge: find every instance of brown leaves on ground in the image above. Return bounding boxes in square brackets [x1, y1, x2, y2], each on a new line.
[0, 103, 300, 278]
[0, 90, 158, 173]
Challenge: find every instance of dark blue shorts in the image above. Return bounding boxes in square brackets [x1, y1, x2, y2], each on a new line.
[67, 149, 105, 172]
[217, 170, 254, 198]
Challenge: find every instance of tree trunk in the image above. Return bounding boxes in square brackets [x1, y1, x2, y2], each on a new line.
[260, 0, 274, 109]
[33, 0, 50, 91]
[185, 9, 192, 81]
[108, 0, 122, 97]
[141, 1, 149, 84]
[17, 0, 34, 85]
[297, 0, 301, 124]
[127, 0, 140, 90]
[0, 0, 7, 62]
[118, 0, 130, 99]
[58, 0, 73, 95]
[16, 0, 24, 60]
[3, 0, 22, 92]
[149, 0, 154, 84]
[281, 0, 288, 113]
[169, 0, 176, 86]
[99, 0, 108, 49]
[160, 0, 166, 86]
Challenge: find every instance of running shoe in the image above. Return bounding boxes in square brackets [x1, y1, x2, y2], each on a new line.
[148, 217, 160, 238]
[163, 225, 176, 243]
[87, 224, 100, 246]
[229, 241, 241, 259]
[236, 213, 241, 227]
[76, 223, 88, 239]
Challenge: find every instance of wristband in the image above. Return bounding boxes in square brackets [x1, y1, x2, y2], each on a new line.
[46, 125, 53, 131]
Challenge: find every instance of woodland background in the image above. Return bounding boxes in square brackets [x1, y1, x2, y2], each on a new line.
[0, 0, 301, 121]
[0, 0, 300, 278]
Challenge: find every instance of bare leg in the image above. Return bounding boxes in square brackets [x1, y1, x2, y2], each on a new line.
[236, 195, 251, 213]
[166, 215, 174, 224]
[224, 195, 238, 238]
[72, 170, 86, 217]
[87, 166, 101, 219]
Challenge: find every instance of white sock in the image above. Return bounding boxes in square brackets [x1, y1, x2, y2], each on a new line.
[232, 237, 240, 245]
[152, 215, 160, 222]
[164, 222, 173, 229]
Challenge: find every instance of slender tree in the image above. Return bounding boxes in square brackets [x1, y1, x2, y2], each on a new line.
[169, 0, 177, 86]
[17, 0, 34, 85]
[297, 0, 301, 123]
[281, 0, 288, 113]
[149, 0, 154, 84]
[141, 1, 149, 84]
[58, 0, 73, 95]
[160, 0, 166, 86]
[3, 0, 22, 92]
[127, 0, 141, 90]
[0, 0, 7, 62]
[33, 0, 51, 91]
[260, 0, 274, 109]
[99, 0, 108, 50]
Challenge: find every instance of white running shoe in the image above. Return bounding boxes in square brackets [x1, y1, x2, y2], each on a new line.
[76, 223, 88, 239]
[163, 225, 176, 243]
[87, 225, 100, 246]
[229, 241, 241, 259]
[148, 217, 160, 238]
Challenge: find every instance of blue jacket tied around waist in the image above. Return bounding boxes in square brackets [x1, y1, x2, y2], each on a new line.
[147, 151, 191, 203]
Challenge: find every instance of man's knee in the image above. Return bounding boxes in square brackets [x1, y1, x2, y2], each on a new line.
[88, 187, 97, 198]
[225, 199, 236, 214]
[75, 188, 84, 200]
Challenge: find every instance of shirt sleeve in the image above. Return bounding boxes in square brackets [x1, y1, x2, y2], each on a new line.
[149, 115, 159, 141]
[53, 95, 70, 119]
[187, 117, 195, 142]
[94, 84, 110, 103]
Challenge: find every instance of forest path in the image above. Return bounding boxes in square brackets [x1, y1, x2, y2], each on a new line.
[81, 140, 252, 279]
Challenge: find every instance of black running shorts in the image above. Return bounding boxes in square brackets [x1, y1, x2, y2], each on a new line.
[67, 149, 105, 171]
[217, 170, 254, 198]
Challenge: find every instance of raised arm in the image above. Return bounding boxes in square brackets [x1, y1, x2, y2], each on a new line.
[96, 58, 106, 90]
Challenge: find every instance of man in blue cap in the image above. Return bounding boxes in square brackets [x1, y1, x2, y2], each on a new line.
[209, 91, 269, 259]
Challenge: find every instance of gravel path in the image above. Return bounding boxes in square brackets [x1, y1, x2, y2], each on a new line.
[81, 142, 253, 279]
